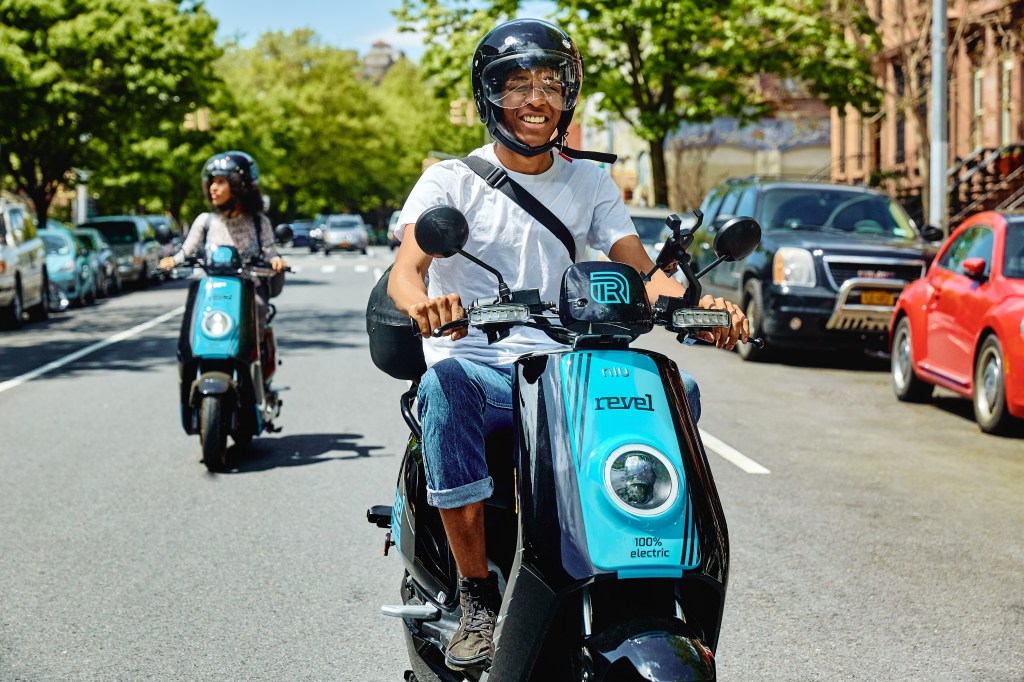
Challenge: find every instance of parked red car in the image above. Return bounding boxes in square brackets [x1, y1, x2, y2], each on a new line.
[889, 211, 1024, 433]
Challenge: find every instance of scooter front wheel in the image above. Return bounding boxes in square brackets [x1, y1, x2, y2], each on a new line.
[200, 395, 230, 471]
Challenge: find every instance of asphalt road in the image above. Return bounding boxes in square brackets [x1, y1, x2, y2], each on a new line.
[1, 246, 1021, 681]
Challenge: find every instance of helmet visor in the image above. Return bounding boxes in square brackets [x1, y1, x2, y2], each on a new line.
[481, 51, 581, 111]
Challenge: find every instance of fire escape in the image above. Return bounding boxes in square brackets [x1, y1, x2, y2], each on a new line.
[947, 143, 1024, 226]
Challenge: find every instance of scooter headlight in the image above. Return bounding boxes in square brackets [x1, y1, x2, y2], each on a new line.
[201, 309, 234, 338]
[604, 445, 679, 516]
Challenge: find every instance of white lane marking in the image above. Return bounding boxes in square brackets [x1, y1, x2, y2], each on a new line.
[373, 267, 384, 281]
[0, 306, 185, 395]
[699, 429, 771, 474]
[354, 265, 369, 273]
[321, 265, 337, 273]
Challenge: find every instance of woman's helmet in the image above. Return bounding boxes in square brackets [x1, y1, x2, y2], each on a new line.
[201, 150, 260, 202]
[471, 19, 583, 157]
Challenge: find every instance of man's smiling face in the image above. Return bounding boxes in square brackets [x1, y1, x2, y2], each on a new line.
[499, 67, 563, 149]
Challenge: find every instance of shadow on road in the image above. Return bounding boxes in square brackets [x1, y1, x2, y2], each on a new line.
[767, 348, 890, 373]
[223, 432, 390, 473]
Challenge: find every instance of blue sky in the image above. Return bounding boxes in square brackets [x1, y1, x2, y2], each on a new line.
[203, 0, 557, 63]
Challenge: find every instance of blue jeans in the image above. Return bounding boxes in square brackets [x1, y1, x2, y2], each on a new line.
[418, 358, 702, 509]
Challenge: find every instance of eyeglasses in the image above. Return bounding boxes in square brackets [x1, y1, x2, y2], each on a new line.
[495, 76, 565, 109]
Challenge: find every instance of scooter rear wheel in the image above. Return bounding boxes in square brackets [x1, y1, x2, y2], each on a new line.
[200, 395, 230, 471]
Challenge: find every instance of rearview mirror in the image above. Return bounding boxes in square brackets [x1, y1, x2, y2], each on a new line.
[275, 223, 294, 245]
[713, 216, 761, 261]
[920, 225, 945, 242]
[413, 206, 469, 258]
[153, 224, 173, 245]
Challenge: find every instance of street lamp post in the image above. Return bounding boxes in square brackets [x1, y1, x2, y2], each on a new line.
[929, 0, 948, 232]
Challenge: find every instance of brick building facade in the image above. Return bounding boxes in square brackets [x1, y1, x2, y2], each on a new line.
[832, 0, 1024, 227]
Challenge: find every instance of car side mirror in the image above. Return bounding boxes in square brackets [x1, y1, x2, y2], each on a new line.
[713, 216, 761, 262]
[921, 225, 944, 242]
[275, 223, 294, 244]
[413, 206, 469, 258]
[961, 257, 988, 281]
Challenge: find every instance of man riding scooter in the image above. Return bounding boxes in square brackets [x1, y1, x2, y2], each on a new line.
[386, 19, 750, 673]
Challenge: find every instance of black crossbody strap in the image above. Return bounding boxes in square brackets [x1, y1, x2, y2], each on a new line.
[459, 156, 576, 262]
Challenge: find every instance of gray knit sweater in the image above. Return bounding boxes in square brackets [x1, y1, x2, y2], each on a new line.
[174, 212, 279, 265]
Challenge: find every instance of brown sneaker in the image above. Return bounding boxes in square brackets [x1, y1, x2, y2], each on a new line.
[444, 572, 501, 671]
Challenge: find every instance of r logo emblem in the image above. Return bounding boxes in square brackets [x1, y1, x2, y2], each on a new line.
[590, 271, 630, 305]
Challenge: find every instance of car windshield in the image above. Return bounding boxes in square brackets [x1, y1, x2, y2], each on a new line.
[42, 234, 71, 255]
[328, 218, 362, 229]
[1005, 221, 1024, 279]
[760, 188, 917, 240]
[631, 216, 667, 244]
[86, 221, 138, 244]
[290, 221, 312, 235]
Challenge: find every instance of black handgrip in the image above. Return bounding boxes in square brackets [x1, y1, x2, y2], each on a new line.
[750, 337, 766, 350]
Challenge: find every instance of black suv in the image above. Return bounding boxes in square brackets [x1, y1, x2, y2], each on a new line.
[690, 178, 943, 360]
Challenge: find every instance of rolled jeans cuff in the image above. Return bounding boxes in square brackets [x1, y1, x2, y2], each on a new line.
[427, 476, 495, 509]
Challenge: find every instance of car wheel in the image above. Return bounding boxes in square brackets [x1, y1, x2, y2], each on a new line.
[973, 335, 1015, 434]
[324, 249, 330, 257]
[891, 317, 932, 402]
[0, 278, 25, 329]
[26, 271, 50, 322]
[360, 246, 368, 255]
[737, 280, 770, 362]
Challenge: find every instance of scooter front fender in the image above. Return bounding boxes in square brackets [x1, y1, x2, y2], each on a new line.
[583, 617, 715, 682]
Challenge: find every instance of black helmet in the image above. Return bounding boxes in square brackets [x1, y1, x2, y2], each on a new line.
[471, 19, 583, 158]
[201, 150, 260, 202]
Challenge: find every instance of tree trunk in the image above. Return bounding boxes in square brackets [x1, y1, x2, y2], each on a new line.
[650, 135, 668, 207]
[26, 186, 53, 232]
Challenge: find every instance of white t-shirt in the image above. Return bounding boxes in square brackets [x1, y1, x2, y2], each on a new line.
[396, 144, 636, 368]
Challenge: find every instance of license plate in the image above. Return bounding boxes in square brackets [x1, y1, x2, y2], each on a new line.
[340, 242, 350, 248]
[861, 290, 895, 306]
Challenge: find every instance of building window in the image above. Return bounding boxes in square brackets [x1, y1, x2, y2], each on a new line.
[858, 115, 865, 169]
[839, 110, 847, 174]
[1002, 59, 1013, 146]
[895, 63, 906, 163]
[973, 66, 984, 149]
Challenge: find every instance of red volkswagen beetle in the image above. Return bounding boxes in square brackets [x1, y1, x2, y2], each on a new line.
[889, 211, 1024, 434]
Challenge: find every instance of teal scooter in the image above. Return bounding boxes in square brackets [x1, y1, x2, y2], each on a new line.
[173, 227, 291, 471]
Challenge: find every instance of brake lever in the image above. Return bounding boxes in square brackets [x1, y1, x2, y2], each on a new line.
[679, 334, 766, 350]
[431, 319, 470, 338]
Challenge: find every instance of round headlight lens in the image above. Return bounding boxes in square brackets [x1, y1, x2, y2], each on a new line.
[604, 445, 679, 516]
[201, 310, 234, 338]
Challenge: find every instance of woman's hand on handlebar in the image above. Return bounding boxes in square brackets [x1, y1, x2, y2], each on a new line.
[698, 294, 749, 350]
[270, 256, 287, 273]
[159, 257, 177, 271]
[409, 293, 466, 340]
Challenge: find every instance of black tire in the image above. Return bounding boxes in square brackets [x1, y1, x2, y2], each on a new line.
[26, 271, 49, 322]
[973, 335, 1016, 434]
[323, 248, 330, 257]
[737, 280, 770, 362]
[110, 272, 122, 296]
[136, 265, 149, 289]
[200, 396, 230, 471]
[891, 317, 932, 402]
[0, 278, 24, 329]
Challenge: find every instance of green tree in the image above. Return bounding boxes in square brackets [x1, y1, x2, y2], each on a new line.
[0, 0, 221, 226]
[398, 0, 882, 206]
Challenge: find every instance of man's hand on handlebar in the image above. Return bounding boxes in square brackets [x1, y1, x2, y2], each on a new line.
[270, 256, 287, 273]
[410, 293, 466, 340]
[698, 294, 749, 350]
[159, 257, 177, 271]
